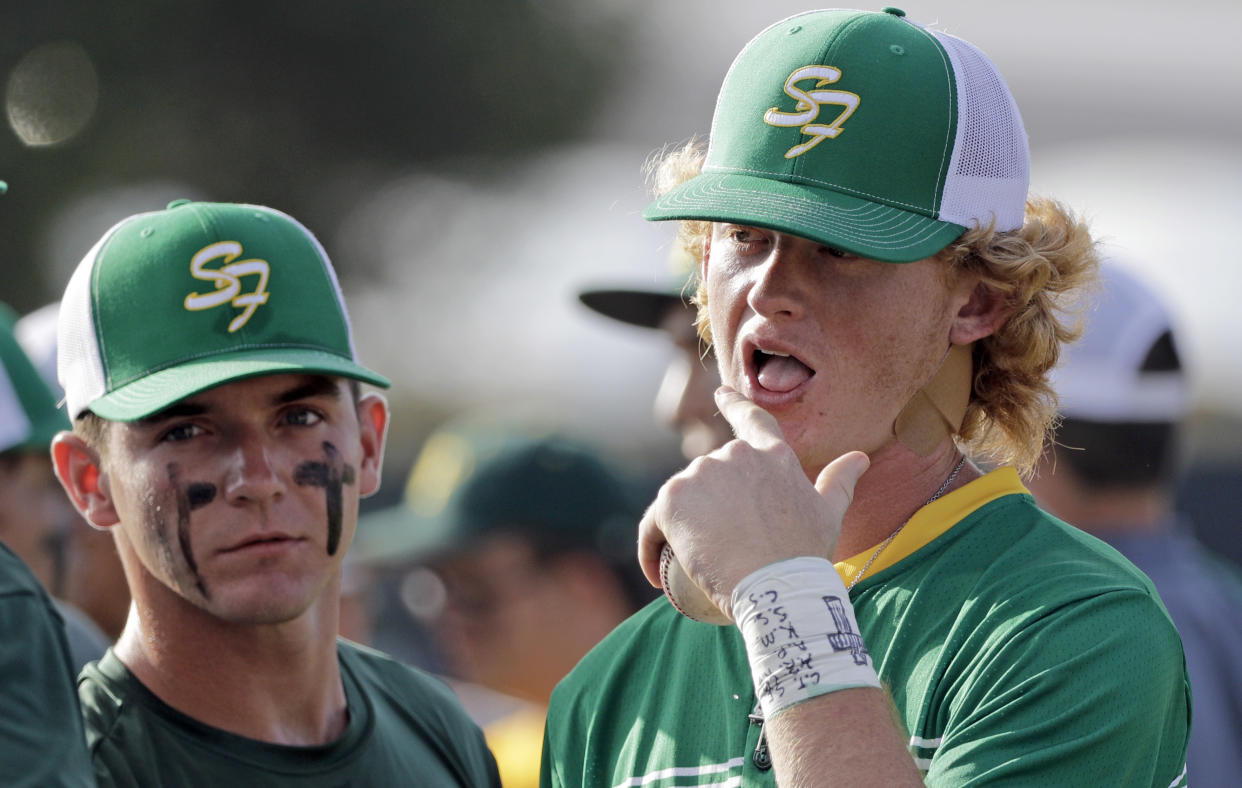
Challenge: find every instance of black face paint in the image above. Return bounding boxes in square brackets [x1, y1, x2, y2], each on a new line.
[186, 483, 216, 511]
[293, 441, 357, 556]
[166, 463, 209, 599]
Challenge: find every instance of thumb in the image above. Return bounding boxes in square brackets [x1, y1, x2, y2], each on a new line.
[814, 451, 870, 513]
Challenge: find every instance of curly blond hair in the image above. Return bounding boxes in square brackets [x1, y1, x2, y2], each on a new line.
[645, 140, 1098, 476]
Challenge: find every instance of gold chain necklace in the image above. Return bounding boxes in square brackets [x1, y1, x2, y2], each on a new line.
[847, 454, 967, 591]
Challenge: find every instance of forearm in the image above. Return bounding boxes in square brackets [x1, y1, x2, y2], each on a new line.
[766, 687, 923, 787]
[732, 558, 922, 786]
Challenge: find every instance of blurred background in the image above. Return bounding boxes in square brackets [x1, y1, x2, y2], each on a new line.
[2, 0, 1239, 565]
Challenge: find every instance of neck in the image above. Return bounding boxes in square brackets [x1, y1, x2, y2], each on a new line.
[114, 572, 348, 746]
[831, 438, 976, 561]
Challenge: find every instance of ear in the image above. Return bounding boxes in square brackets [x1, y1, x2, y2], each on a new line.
[949, 276, 1012, 345]
[355, 392, 389, 498]
[50, 432, 119, 530]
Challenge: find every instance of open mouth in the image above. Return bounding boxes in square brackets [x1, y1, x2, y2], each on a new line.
[753, 348, 815, 393]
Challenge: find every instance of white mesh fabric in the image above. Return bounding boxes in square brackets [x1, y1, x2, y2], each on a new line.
[933, 31, 1029, 232]
[58, 226, 120, 419]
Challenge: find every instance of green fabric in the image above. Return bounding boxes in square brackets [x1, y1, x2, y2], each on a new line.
[0, 309, 68, 454]
[80, 640, 500, 787]
[542, 490, 1190, 787]
[0, 543, 94, 787]
[357, 431, 641, 566]
[645, 9, 968, 262]
[71, 200, 388, 421]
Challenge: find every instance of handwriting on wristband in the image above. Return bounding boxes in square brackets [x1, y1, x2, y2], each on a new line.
[824, 596, 870, 666]
[748, 588, 873, 703]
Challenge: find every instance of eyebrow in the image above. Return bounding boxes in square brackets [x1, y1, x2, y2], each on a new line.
[138, 401, 209, 426]
[275, 376, 342, 405]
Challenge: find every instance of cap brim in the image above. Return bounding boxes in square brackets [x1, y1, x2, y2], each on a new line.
[643, 172, 965, 263]
[578, 288, 690, 330]
[89, 348, 390, 421]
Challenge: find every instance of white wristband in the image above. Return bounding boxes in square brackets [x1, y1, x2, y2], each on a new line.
[731, 556, 881, 719]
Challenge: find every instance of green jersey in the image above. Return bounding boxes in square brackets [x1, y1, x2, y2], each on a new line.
[542, 469, 1190, 787]
[0, 543, 94, 788]
[80, 640, 500, 787]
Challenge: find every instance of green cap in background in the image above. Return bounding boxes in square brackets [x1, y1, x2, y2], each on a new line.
[0, 305, 70, 454]
[644, 7, 1029, 262]
[355, 424, 642, 568]
[57, 200, 389, 421]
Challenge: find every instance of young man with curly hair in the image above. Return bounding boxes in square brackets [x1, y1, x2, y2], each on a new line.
[542, 9, 1189, 787]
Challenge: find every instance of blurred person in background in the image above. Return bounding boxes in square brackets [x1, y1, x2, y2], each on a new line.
[1028, 258, 1242, 785]
[579, 249, 733, 462]
[1, 303, 109, 671]
[0, 237, 95, 783]
[16, 300, 132, 643]
[358, 425, 655, 788]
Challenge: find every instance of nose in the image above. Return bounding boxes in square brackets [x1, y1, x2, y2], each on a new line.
[746, 241, 810, 321]
[223, 430, 286, 505]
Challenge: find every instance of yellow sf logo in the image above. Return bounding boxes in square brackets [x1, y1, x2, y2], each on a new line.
[764, 66, 860, 158]
[183, 241, 271, 332]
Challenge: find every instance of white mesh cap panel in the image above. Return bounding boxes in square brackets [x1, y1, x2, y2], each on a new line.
[933, 31, 1029, 232]
[58, 224, 124, 419]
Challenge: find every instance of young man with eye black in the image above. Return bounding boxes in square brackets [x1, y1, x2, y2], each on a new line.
[542, 8, 1190, 787]
[51, 199, 499, 786]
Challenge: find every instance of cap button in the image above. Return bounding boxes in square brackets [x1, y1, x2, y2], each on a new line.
[166, 199, 193, 209]
[882, 7, 907, 17]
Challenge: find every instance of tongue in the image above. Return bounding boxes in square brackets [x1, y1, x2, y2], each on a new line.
[757, 355, 812, 392]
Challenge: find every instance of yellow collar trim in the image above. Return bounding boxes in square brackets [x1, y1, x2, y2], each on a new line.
[835, 467, 1029, 586]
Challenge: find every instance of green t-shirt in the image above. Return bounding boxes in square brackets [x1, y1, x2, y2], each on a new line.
[80, 640, 500, 787]
[542, 469, 1191, 787]
[0, 542, 94, 788]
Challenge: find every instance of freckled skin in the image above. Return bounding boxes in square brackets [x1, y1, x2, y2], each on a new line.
[293, 441, 357, 556]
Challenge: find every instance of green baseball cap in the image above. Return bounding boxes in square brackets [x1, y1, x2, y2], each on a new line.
[58, 200, 388, 421]
[644, 7, 1030, 262]
[355, 426, 641, 567]
[0, 305, 69, 454]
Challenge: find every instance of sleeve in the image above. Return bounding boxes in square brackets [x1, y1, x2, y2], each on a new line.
[0, 590, 96, 788]
[926, 588, 1190, 787]
[539, 717, 560, 788]
[541, 683, 584, 788]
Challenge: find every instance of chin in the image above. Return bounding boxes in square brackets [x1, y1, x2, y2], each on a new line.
[207, 582, 323, 626]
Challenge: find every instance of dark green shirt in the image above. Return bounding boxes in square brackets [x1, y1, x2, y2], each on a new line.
[0, 542, 94, 787]
[80, 640, 500, 787]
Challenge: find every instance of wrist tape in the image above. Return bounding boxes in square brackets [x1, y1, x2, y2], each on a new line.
[731, 557, 881, 719]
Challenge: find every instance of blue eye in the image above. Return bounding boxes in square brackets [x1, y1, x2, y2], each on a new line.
[162, 423, 204, 443]
[283, 408, 324, 427]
